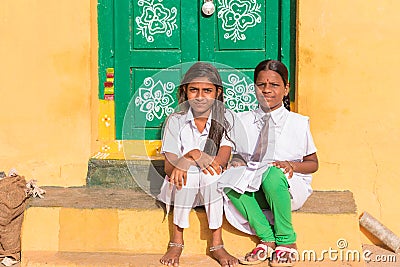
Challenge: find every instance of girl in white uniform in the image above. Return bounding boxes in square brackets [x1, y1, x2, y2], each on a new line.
[218, 60, 319, 266]
[158, 62, 238, 267]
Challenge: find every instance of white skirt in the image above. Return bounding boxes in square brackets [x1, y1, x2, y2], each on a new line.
[217, 162, 312, 235]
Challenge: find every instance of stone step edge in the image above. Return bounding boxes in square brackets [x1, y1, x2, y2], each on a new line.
[27, 187, 357, 214]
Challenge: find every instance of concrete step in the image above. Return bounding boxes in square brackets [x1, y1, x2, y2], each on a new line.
[21, 187, 363, 266]
[86, 159, 165, 194]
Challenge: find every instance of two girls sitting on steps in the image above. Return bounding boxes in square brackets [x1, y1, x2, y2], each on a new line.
[157, 60, 318, 267]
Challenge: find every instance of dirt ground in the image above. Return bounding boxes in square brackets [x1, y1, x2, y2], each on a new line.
[8, 244, 398, 266]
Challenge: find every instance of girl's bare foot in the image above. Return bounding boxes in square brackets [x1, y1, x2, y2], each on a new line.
[160, 242, 184, 267]
[210, 245, 238, 267]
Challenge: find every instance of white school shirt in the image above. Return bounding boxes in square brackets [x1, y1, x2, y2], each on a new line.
[223, 104, 317, 192]
[161, 108, 235, 156]
[234, 105, 316, 163]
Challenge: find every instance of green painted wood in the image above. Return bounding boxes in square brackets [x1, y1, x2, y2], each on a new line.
[281, 0, 296, 102]
[200, 0, 279, 67]
[104, 0, 296, 140]
[180, 1, 199, 63]
[114, 0, 131, 140]
[265, 0, 279, 60]
[115, 0, 198, 139]
[123, 68, 181, 140]
[219, 68, 258, 112]
[131, 51, 182, 67]
[97, 0, 115, 99]
[199, 0, 279, 115]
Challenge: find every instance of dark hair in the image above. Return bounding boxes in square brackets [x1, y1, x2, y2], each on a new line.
[177, 62, 234, 156]
[254, 60, 290, 111]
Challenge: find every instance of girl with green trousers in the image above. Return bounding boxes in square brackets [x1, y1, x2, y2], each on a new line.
[218, 60, 319, 266]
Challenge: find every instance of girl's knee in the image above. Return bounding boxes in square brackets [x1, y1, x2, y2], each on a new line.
[225, 188, 240, 200]
[289, 187, 311, 211]
[291, 199, 303, 211]
[263, 166, 288, 183]
[262, 166, 289, 192]
[184, 172, 201, 188]
[291, 196, 308, 211]
[199, 172, 220, 187]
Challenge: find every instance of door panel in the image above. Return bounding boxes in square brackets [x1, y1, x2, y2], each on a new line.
[133, 1, 180, 49]
[219, 69, 258, 113]
[200, 0, 278, 68]
[123, 68, 181, 140]
[115, 0, 198, 139]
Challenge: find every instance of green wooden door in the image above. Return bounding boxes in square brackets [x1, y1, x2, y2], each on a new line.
[200, 0, 280, 113]
[104, 0, 295, 140]
[115, 0, 198, 140]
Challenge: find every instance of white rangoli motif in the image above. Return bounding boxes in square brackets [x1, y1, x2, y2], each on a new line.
[224, 74, 258, 112]
[218, 0, 262, 42]
[135, 77, 176, 121]
[136, 0, 178, 42]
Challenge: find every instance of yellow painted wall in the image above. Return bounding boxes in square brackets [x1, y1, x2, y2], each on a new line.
[0, 0, 98, 186]
[297, 0, 400, 241]
[2, 0, 400, 245]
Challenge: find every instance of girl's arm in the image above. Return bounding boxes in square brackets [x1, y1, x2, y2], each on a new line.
[164, 152, 178, 178]
[183, 146, 232, 175]
[213, 145, 232, 171]
[293, 152, 319, 174]
[164, 152, 197, 189]
[272, 152, 319, 178]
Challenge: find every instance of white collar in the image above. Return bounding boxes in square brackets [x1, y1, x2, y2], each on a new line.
[252, 108, 268, 128]
[270, 105, 288, 125]
[253, 104, 288, 125]
[185, 108, 212, 132]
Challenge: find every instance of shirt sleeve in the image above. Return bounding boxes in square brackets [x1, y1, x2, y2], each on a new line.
[220, 132, 234, 148]
[161, 114, 181, 156]
[305, 120, 317, 156]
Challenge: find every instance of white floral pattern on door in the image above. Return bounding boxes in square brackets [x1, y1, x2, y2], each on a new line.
[135, 77, 176, 121]
[136, 0, 178, 42]
[224, 74, 258, 112]
[218, 0, 262, 42]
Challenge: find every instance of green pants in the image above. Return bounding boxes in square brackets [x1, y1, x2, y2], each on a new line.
[226, 166, 296, 245]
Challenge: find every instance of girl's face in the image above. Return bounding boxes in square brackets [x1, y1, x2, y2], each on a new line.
[255, 70, 289, 112]
[185, 77, 221, 117]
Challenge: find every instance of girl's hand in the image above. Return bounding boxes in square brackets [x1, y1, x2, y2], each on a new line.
[169, 157, 192, 190]
[272, 160, 294, 178]
[169, 168, 187, 190]
[195, 152, 221, 175]
[228, 158, 246, 168]
[209, 159, 223, 175]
